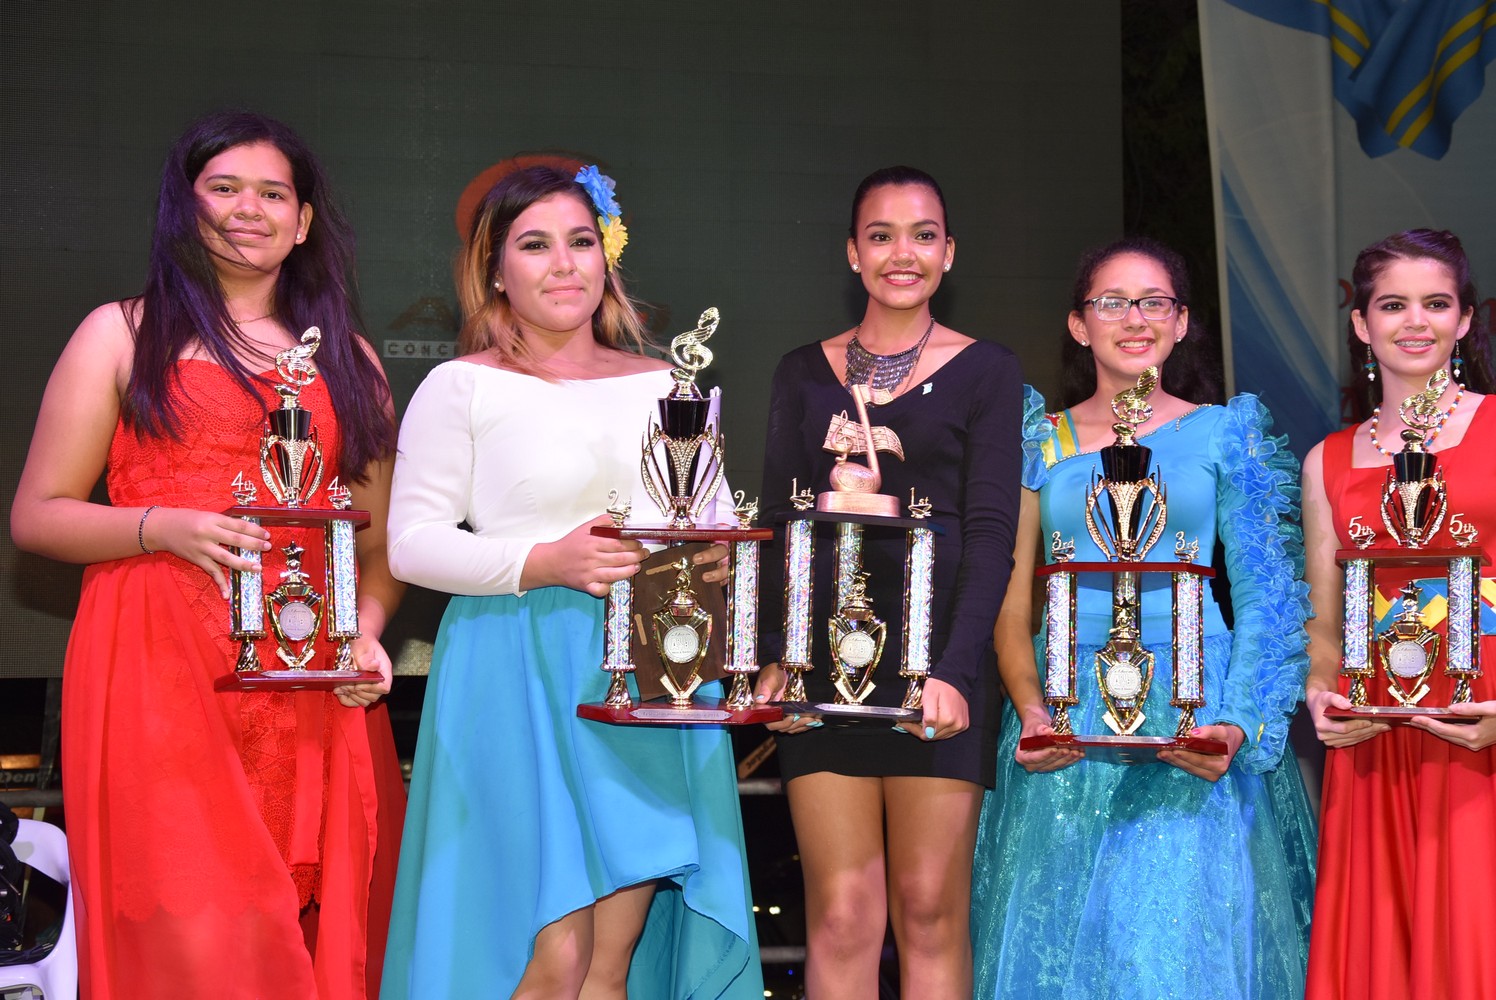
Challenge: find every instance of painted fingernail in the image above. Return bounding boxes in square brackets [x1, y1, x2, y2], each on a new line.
[791, 714, 801, 723]
[925, 726, 936, 740]
[892, 725, 908, 733]
[807, 720, 824, 729]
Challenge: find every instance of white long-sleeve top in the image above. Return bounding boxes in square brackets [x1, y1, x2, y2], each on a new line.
[388, 360, 728, 597]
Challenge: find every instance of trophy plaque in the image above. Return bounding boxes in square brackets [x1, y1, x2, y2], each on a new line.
[577, 308, 781, 726]
[775, 376, 939, 725]
[1020, 368, 1227, 764]
[217, 328, 381, 691]
[1328, 372, 1487, 726]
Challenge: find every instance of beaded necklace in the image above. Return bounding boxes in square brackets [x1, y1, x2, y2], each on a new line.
[844, 318, 935, 394]
[1368, 385, 1465, 456]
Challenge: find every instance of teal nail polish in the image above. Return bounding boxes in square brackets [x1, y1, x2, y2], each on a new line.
[807, 720, 824, 729]
[791, 714, 801, 723]
[925, 726, 936, 740]
[892, 725, 907, 734]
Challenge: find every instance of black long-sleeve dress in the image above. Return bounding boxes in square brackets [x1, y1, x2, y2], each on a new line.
[759, 339, 1023, 786]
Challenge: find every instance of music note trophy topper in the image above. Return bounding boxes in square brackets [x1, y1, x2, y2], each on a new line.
[778, 378, 937, 724]
[1023, 367, 1224, 763]
[577, 308, 780, 726]
[218, 327, 379, 691]
[1331, 370, 1487, 724]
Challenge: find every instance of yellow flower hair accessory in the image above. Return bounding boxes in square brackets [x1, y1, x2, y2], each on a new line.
[575, 165, 627, 271]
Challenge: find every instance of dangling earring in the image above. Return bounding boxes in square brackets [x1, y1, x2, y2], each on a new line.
[1453, 339, 1464, 383]
[1364, 343, 1378, 382]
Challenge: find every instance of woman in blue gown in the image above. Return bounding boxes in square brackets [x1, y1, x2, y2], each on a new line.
[381, 166, 761, 999]
[969, 237, 1317, 999]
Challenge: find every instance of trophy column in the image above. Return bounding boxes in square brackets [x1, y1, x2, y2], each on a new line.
[1326, 372, 1489, 724]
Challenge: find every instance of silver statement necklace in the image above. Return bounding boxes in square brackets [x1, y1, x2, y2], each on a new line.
[844, 318, 935, 394]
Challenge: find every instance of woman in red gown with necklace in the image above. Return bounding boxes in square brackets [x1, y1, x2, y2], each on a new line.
[10, 111, 405, 998]
[1303, 229, 1496, 999]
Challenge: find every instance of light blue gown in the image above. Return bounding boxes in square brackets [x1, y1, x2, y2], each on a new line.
[380, 362, 761, 998]
[970, 391, 1317, 1000]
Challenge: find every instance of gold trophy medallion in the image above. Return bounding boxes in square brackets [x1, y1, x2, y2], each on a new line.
[1376, 582, 1440, 707]
[649, 558, 713, 708]
[1096, 595, 1155, 736]
[827, 572, 888, 706]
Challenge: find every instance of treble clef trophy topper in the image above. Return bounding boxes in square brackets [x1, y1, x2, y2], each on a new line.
[1381, 369, 1450, 549]
[579, 307, 779, 727]
[218, 327, 378, 691]
[1332, 367, 1487, 722]
[1025, 365, 1223, 763]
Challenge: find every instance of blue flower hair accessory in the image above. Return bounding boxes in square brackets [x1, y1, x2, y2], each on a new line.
[575, 165, 628, 270]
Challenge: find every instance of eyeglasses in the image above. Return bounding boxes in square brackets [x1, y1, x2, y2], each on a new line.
[1085, 295, 1181, 321]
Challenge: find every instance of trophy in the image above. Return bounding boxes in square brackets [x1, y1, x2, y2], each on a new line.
[1329, 371, 1486, 725]
[577, 309, 780, 725]
[217, 328, 380, 691]
[776, 376, 938, 724]
[1022, 368, 1225, 763]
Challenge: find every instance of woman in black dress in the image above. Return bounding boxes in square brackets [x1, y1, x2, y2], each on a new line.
[754, 166, 1023, 999]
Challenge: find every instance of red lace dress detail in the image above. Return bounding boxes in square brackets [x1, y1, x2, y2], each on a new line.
[61, 360, 404, 999]
[1307, 396, 1496, 1000]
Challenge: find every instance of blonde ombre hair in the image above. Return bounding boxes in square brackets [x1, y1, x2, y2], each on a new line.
[456, 166, 653, 375]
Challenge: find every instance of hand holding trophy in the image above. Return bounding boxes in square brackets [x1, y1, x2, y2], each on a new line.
[217, 328, 380, 691]
[1328, 369, 1486, 724]
[577, 308, 781, 725]
[1021, 366, 1225, 763]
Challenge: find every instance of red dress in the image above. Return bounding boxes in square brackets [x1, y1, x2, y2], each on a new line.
[61, 361, 405, 999]
[1307, 396, 1496, 1000]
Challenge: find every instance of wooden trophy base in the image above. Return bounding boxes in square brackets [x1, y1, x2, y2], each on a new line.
[774, 700, 919, 727]
[215, 669, 384, 692]
[1019, 732, 1229, 765]
[577, 697, 782, 726]
[1325, 705, 1479, 726]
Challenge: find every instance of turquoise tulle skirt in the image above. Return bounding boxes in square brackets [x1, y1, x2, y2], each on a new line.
[970, 633, 1317, 1000]
[382, 587, 761, 998]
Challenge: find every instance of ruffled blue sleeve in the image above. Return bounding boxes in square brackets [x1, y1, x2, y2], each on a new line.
[1209, 394, 1312, 773]
[1020, 384, 1051, 492]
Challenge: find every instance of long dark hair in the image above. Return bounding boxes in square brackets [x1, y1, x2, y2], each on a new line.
[455, 165, 651, 373]
[1344, 228, 1494, 422]
[124, 110, 394, 479]
[1058, 235, 1222, 409]
[848, 165, 954, 239]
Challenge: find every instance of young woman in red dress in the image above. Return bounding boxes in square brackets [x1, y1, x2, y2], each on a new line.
[1303, 229, 1496, 999]
[10, 111, 405, 998]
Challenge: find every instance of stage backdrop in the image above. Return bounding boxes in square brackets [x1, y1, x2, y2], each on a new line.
[1200, 0, 1496, 457]
[0, 1, 1123, 677]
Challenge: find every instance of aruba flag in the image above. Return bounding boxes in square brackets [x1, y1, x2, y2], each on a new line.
[1224, 0, 1496, 158]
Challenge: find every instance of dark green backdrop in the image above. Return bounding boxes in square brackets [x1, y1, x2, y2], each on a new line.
[1, 1, 1123, 676]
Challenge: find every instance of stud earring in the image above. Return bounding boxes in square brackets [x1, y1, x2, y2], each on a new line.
[1364, 343, 1378, 383]
[1454, 339, 1464, 383]
[1080, 339, 1090, 347]
[493, 280, 504, 293]
[942, 263, 951, 272]
[851, 263, 860, 273]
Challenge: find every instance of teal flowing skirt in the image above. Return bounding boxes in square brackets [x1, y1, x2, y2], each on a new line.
[970, 632, 1317, 1000]
[382, 587, 761, 998]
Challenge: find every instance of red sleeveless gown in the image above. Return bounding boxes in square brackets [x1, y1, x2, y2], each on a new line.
[61, 361, 404, 998]
[1307, 396, 1496, 1000]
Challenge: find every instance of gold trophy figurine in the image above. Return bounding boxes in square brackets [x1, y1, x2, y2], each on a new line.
[650, 558, 714, 707]
[816, 384, 904, 516]
[640, 308, 726, 529]
[1380, 369, 1451, 548]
